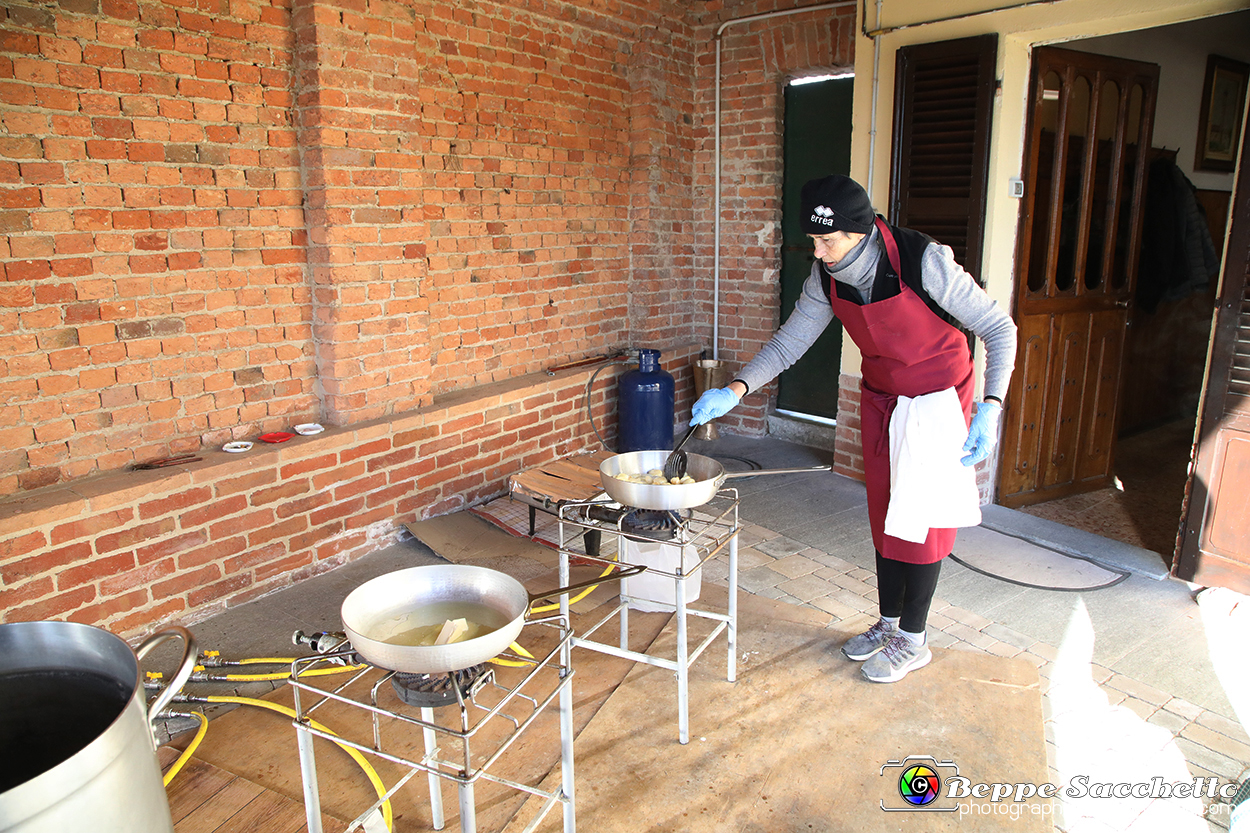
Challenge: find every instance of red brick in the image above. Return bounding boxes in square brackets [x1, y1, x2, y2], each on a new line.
[279, 453, 337, 479]
[58, 551, 137, 590]
[135, 530, 208, 565]
[2, 540, 92, 585]
[152, 564, 221, 600]
[50, 508, 135, 546]
[246, 515, 308, 548]
[99, 557, 175, 595]
[208, 507, 275, 540]
[7, 585, 96, 622]
[187, 571, 252, 608]
[179, 494, 247, 528]
[94, 517, 176, 554]
[213, 468, 278, 497]
[254, 551, 314, 582]
[138, 485, 213, 520]
[250, 480, 310, 506]
[68, 590, 149, 625]
[366, 446, 416, 472]
[340, 438, 390, 463]
[313, 460, 362, 490]
[0, 530, 47, 561]
[176, 535, 246, 570]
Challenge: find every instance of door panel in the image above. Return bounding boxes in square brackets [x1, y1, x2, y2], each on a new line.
[1076, 310, 1124, 482]
[1176, 123, 1250, 592]
[998, 47, 1159, 506]
[1000, 314, 1048, 498]
[1042, 316, 1088, 489]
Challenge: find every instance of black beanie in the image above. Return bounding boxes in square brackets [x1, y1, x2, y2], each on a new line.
[800, 175, 875, 235]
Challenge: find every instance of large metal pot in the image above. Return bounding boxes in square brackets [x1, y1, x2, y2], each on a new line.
[0, 622, 196, 833]
[342, 563, 643, 674]
[600, 449, 831, 510]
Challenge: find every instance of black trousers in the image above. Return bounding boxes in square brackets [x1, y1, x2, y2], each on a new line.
[875, 550, 943, 634]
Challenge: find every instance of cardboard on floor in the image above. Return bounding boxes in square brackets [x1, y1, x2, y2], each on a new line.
[507, 588, 1051, 833]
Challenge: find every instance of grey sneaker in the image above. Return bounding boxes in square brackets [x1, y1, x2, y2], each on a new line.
[862, 634, 932, 683]
[841, 619, 898, 661]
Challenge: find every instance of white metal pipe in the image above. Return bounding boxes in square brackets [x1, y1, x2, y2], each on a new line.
[866, 0, 883, 197]
[712, 2, 857, 361]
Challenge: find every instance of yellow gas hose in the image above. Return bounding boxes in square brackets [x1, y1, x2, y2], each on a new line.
[193, 664, 366, 682]
[162, 711, 208, 786]
[203, 695, 394, 832]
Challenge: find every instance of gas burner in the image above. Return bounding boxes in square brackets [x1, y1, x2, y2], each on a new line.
[390, 664, 488, 708]
[620, 509, 683, 541]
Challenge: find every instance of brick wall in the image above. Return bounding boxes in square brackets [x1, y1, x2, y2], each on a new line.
[0, 0, 702, 493]
[688, 3, 857, 436]
[1, 0, 313, 493]
[0, 347, 698, 637]
[0, 0, 859, 636]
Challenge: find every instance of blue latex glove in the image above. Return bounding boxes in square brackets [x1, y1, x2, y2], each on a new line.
[961, 400, 1003, 466]
[690, 387, 741, 426]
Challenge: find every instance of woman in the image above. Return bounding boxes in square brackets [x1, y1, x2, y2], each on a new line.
[691, 174, 1017, 683]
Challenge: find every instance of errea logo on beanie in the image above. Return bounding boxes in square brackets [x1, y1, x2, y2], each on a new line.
[801, 175, 875, 236]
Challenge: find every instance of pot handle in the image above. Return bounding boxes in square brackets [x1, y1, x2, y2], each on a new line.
[135, 625, 198, 737]
[527, 563, 647, 606]
[723, 465, 831, 479]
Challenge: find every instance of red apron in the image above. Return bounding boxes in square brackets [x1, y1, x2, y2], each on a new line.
[830, 219, 974, 564]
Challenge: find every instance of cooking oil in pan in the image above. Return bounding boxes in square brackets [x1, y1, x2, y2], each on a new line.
[369, 601, 507, 646]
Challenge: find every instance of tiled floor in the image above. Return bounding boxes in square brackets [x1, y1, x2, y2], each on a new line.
[683, 434, 1249, 833]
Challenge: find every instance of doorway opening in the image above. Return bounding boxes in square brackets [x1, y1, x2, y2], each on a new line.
[777, 74, 853, 423]
[1005, 13, 1248, 567]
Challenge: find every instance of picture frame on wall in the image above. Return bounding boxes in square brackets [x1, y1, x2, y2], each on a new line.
[1195, 53, 1249, 173]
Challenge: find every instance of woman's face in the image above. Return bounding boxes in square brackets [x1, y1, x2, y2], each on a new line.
[810, 230, 866, 267]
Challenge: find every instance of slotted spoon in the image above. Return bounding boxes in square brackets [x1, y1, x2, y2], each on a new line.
[662, 423, 699, 481]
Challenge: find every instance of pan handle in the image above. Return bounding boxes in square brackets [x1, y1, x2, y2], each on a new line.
[527, 563, 647, 606]
[723, 465, 832, 479]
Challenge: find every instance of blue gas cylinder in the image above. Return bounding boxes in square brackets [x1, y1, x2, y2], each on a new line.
[617, 349, 674, 452]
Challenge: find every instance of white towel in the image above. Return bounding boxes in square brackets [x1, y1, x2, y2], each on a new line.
[884, 387, 982, 544]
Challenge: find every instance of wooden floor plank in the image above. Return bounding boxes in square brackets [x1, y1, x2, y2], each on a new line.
[165, 757, 237, 824]
[172, 774, 264, 833]
[212, 789, 307, 833]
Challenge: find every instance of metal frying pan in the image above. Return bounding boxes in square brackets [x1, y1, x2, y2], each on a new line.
[600, 450, 831, 510]
[341, 563, 643, 673]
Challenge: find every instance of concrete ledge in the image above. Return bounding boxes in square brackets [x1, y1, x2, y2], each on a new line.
[766, 412, 838, 453]
[980, 504, 1172, 580]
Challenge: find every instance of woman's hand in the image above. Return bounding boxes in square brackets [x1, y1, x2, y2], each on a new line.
[961, 400, 1002, 466]
[690, 387, 742, 426]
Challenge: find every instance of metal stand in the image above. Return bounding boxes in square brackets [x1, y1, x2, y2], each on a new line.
[289, 616, 576, 833]
[556, 489, 740, 744]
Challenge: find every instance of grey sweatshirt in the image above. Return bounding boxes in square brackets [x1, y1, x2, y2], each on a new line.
[736, 226, 1017, 402]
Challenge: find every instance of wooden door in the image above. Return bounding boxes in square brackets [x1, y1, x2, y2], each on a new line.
[998, 47, 1159, 507]
[1175, 125, 1250, 593]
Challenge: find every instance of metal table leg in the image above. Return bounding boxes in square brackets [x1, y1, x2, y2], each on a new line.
[675, 565, 690, 745]
[295, 723, 324, 833]
[421, 706, 445, 830]
[728, 528, 738, 682]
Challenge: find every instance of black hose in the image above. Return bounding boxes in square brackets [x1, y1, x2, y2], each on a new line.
[585, 356, 630, 453]
[947, 544, 1131, 592]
